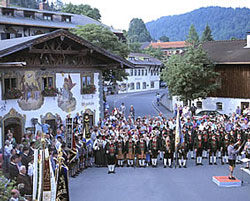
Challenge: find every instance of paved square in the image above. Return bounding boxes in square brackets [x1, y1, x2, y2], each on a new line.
[69, 160, 250, 201]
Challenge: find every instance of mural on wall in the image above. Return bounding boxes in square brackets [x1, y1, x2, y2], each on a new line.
[18, 71, 44, 111]
[57, 74, 77, 113]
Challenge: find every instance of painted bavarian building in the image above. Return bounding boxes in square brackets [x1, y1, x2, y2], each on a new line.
[0, 29, 132, 148]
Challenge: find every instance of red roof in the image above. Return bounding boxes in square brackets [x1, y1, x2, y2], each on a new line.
[149, 41, 186, 49]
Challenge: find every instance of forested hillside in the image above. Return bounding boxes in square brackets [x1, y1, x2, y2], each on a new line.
[146, 7, 250, 41]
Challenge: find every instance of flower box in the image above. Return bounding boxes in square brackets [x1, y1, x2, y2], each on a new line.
[82, 85, 96, 94]
[4, 88, 22, 99]
[42, 87, 59, 97]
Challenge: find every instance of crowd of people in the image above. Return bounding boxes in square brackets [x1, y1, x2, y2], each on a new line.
[1, 103, 250, 200]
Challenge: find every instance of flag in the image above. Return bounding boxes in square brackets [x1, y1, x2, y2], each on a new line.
[175, 109, 184, 151]
[56, 165, 70, 201]
[32, 149, 44, 201]
[42, 148, 52, 201]
[69, 132, 77, 164]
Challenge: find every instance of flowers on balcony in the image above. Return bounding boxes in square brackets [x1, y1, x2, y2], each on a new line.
[42, 87, 59, 97]
[82, 85, 96, 94]
[4, 88, 22, 99]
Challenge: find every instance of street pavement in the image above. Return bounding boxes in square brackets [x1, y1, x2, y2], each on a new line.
[69, 159, 250, 201]
[69, 90, 250, 201]
[106, 89, 173, 119]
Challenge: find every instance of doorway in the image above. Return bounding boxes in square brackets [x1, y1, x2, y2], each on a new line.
[241, 102, 249, 113]
[4, 117, 22, 144]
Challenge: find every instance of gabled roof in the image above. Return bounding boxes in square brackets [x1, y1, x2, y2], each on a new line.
[202, 39, 250, 64]
[148, 41, 186, 49]
[128, 53, 162, 66]
[0, 6, 122, 34]
[0, 29, 133, 68]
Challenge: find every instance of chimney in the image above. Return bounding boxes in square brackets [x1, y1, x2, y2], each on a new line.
[39, 0, 48, 10]
[247, 32, 250, 48]
[0, 0, 9, 7]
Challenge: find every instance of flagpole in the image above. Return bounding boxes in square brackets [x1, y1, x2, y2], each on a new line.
[175, 108, 179, 169]
[40, 133, 46, 201]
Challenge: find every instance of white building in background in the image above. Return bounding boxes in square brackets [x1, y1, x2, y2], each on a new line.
[118, 53, 162, 93]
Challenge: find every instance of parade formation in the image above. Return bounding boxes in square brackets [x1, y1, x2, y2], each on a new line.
[54, 105, 250, 175]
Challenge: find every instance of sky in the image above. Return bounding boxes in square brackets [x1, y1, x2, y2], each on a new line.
[62, 0, 250, 30]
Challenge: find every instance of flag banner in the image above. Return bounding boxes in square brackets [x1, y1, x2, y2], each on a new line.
[56, 165, 70, 201]
[37, 149, 43, 201]
[43, 148, 52, 201]
[32, 149, 38, 201]
[50, 158, 57, 201]
[175, 109, 184, 150]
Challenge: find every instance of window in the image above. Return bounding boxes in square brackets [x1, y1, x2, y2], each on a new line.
[136, 82, 140, 90]
[128, 57, 135, 61]
[43, 14, 53, 21]
[138, 69, 140, 76]
[144, 58, 150, 61]
[2, 8, 14, 16]
[142, 69, 144, 76]
[24, 11, 35, 19]
[145, 69, 147, 76]
[130, 83, 135, 90]
[151, 70, 153, 76]
[130, 69, 133, 76]
[3, 77, 19, 99]
[1, 33, 10, 40]
[216, 102, 223, 110]
[143, 82, 146, 89]
[62, 15, 71, 22]
[134, 69, 137, 76]
[42, 76, 54, 90]
[196, 101, 203, 109]
[81, 73, 95, 94]
[150, 81, 154, 88]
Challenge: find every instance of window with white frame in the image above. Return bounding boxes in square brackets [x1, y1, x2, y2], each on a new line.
[136, 82, 140, 89]
[196, 101, 203, 109]
[143, 82, 146, 89]
[130, 83, 135, 90]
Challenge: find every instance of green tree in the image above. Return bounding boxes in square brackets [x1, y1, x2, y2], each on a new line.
[159, 35, 170, 42]
[142, 46, 164, 60]
[186, 24, 199, 45]
[62, 3, 101, 21]
[71, 24, 129, 84]
[201, 24, 214, 42]
[127, 18, 152, 43]
[128, 42, 142, 53]
[162, 45, 219, 106]
[0, 172, 16, 200]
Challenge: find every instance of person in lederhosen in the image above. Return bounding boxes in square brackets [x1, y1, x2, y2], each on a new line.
[106, 137, 117, 174]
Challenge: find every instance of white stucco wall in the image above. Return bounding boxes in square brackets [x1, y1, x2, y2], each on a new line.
[172, 96, 250, 115]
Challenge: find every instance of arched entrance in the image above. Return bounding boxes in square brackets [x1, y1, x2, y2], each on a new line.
[83, 109, 95, 127]
[0, 108, 26, 145]
[40, 112, 57, 134]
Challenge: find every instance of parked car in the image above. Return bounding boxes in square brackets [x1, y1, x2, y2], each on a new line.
[193, 110, 227, 120]
[160, 81, 167, 88]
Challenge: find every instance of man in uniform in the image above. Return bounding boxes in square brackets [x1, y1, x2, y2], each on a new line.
[178, 141, 188, 168]
[106, 137, 117, 174]
[244, 137, 250, 169]
[149, 134, 160, 167]
[116, 136, 125, 167]
[221, 132, 230, 165]
[208, 133, 218, 165]
[202, 129, 209, 159]
[162, 135, 173, 168]
[136, 135, 147, 167]
[125, 136, 135, 167]
[194, 132, 204, 165]
[186, 128, 194, 159]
